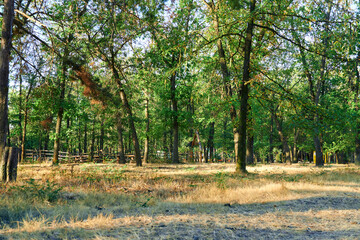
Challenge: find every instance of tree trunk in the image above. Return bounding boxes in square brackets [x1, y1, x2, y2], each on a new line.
[0, 0, 15, 160]
[246, 134, 254, 165]
[112, 67, 142, 166]
[196, 130, 203, 163]
[20, 106, 28, 162]
[269, 114, 274, 163]
[354, 52, 360, 166]
[143, 97, 150, 163]
[207, 122, 215, 162]
[116, 112, 126, 164]
[222, 119, 227, 161]
[53, 42, 69, 165]
[236, 0, 256, 173]
[205, 2, 239, 165]
[84, 120, 88, 153]
[89, 118, 95, 162]
[1, 147, 20, 182]
[170, 72, 180, 164]
[53, 74, 66, 165]
[78, 120, 82, 154]
[273, 113, 291, 164]
[100, 118, 104, 151]
[293, 128, 299, 163]
[18, 74, 22, 146]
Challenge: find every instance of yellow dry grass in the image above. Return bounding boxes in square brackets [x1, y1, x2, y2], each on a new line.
[0, 163, 359, 239]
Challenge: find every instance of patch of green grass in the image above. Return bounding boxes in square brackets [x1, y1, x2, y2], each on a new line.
[214, 171, 228, 189]
[9, 179, 63, 204]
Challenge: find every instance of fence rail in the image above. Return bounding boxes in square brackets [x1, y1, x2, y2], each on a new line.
[24, 149, 229, 164]
[24, 149, 135, 164]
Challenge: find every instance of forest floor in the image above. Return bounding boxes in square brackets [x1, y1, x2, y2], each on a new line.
[0, 162, 359, 239]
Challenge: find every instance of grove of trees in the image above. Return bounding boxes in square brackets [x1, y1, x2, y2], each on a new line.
[1, 0, 360, 179]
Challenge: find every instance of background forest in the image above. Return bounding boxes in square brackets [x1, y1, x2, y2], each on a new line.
[3, 0, 360, 173]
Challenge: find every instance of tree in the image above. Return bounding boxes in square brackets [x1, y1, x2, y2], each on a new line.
[0, 0, 15, 181]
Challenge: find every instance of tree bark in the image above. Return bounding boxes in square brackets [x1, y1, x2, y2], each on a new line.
[0, 0, 15, 160]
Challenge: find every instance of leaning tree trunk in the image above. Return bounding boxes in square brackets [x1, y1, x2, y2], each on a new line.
[112, 67, 142, 166]
[0, 0, 15, 166]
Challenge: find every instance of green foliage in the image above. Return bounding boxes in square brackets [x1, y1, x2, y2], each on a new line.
[214, 171, 228, 189]
[10, 179, 63, 203]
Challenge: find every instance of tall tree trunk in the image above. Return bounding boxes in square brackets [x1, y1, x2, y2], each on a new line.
[89, 117, 95, 162]
[196, 130, 203, 163]
[208, 122, 215, 162]
[0, 0, 14, 164]
[204, 1, 239, 164]
[170, 72, 179, 163]
[78, 120, 82, 154]
[53, 70, 66, 165]
[116, 112, 126, 164]
[188, 102, 194, 162]
[222, 118, 227, 161]
[18, 74, 22, 146]
[354, 52, 360, 166]
[143, 97, 150, 163]
[236, 0, 256, 173]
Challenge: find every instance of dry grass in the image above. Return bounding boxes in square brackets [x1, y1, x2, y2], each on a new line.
[0, 163, 359, 239]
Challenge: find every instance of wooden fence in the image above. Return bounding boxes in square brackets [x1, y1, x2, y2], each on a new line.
[24, 149, 135, 164]
[24, 149, 227, 164]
